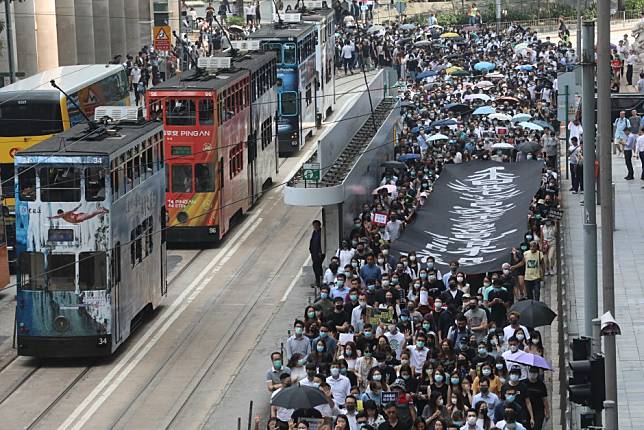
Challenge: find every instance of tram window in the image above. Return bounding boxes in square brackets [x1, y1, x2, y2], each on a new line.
[126, 159, 133, 191]
[85, 167, 105, 202]
[280, 92, 298, 116]
[19, 252, 45, 290]
[145, 145, 154, 175]
[113, 243, 121, 283]
[40, 167, 80, 202]
[130, 230, 136, 267]
[79, 252, 107, 290]
[136, 225, 143, 263]
[195, 163, 215, 192]
[171, 165, 193, 193]
[18, 167, 36, 201]
[199, 99, 214, 125]
[48, 254, 75, 291]
[145, 216, 153, 256]
[283, 43, 296, 65]
[165, 99, 196, 126]
[264, 42, 282, 62]
[165, 164, 170, 192]
[111, 166, 119, 201]
[133, 154, 141, 185]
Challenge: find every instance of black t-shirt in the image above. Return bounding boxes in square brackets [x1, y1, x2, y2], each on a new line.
[525, 378, 548, 416]
[328, 309, 350, 330]
[501, 381, 530, 412]
[487, 287, 512, 325]
[378, 419, 410, 430]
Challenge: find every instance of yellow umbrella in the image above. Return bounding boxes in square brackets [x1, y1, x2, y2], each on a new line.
[440, 32, 460, 38]
[446, 66, 464, 75]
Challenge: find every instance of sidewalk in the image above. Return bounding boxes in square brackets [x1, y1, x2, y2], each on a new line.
[563, 153, 644, 429]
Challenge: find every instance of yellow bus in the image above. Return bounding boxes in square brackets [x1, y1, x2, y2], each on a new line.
[0, 64, 131, 204]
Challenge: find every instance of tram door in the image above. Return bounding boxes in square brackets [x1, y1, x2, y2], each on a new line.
[112, 243, 122, 343]
[161, 206, 167, 296]
[248, 131, 258, 205]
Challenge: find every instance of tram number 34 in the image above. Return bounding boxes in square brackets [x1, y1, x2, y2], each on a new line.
[98, 337, 109, 346]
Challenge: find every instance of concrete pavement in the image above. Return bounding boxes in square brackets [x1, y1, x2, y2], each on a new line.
[563, 151, 644, 429]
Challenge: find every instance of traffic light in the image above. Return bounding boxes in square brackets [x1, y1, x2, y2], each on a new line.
[571, 336, 591, 360]
[568, 353, 606, 410]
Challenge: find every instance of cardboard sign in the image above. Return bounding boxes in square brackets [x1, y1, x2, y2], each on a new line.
[381, 391, 397, 403]
[373, 212, 388, 226]
[338, 333, 354, 345]
[368, 308, 394, 326]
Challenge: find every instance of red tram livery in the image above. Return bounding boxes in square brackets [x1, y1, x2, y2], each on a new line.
[146, 52, 278, 243]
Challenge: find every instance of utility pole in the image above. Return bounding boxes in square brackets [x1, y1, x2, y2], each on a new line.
[3, 0, 16, 83]
[582, 20, 598, 339]
[576, 0, 582, 59]
[597, 1, 618, 429]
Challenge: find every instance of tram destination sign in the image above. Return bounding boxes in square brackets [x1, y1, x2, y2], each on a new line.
[391, 160, 543, 274]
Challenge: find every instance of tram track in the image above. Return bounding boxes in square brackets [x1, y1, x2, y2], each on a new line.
[0, 248, 203, 429]
[102, 195, 310, 429]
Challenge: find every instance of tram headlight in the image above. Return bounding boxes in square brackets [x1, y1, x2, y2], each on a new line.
[177, 211, 189, 224]
[53, 316, 70, 332]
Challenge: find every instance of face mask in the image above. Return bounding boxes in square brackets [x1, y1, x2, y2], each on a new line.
[295, 327, 303, 335]
[273, 360, 282, 369]
[365, 351, 373, 358]
[510, 345, 518, 353]
[510, 374, 520, 382]
[529, 372, 539, 381]
[401, 359, 409, 366]
[331, 368, 340, 377]
[420, 273, 427, 279]
[340, 368, 348, 375]
[506, 394, 516, 402]
[378, 258, 385, 264]
[367, 284, 375, 291]
[364, 331, 373, 338]
[434, 374, 444, 383]
[391, 278, 399, 285]
[496, 363, 504, 370]
[351, 262, 358, 268]
[453, 421, 463, 427]
[350, 294, 358, 301]
[402, 374, 410, 380]
[409, 256, 416, 261]
[317, 345, 324, 352]
[429, 274, 436, 281]
[320, 292, 328, 299]
[427, 262, 434, 269]
[307, 311, 316, 319]
[483, 282, 490, 288]
[414, 283, 421, 289]
[422, 323, 431, 331]
[344, 348, 352, 356]
[456, 276, 464, 283]
[400, 315, 409, 321]
[359, 300, 367, 308]
[307, 370, 316, 377]
[532, 338, 540, 345]
[417, 341, 425, 348]
[482, 368, 492, 377]
[382, 280, 390, 287]
[451, 377, 460, 385]
[383, 249, 389, 255]
[516, 334, 525, 341]
[335, 304, 344, 310]
[320, 332, 328, 338]
[480, 385, 489, 394]
[503, 269, 510, 275]
[467, 417, 477, 426]
[478, 348, 487, 355]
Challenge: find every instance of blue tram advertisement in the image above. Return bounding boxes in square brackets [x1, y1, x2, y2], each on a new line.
[249, 21, 317, 156]
[14, 107, 166, 357]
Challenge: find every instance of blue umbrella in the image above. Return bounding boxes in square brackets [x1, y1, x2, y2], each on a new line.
[411, 126, 420, 134]
[472, 106, 496, 115]
[400, 23, 417, 30]
[431, 118, 457, 127]
[399, 154, 421, 161]
[514, 64, 534, 71]
[474, 61, 495, 72]
[416, 70, 437, 80]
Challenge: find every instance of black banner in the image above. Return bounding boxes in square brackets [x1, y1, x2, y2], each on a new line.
[392, 160, 544, 274]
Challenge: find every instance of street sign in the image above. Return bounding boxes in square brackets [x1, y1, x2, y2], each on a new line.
[303, 163, 320, 181]
[153, 25, 172, 51]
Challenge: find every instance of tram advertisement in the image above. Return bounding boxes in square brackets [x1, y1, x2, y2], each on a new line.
[276, 65, 300, 150]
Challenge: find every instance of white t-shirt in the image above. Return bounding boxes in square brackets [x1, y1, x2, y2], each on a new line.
[326, 375, 351, 406]
[407, 345, 429, 370]
[130, 67, 141, 84]
[567, 122, 583, 144]
[385, 330, 406, 359]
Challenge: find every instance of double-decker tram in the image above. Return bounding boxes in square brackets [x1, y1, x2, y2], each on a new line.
[146, 51, 278, 244]
[249, 19, 318, 156]
[14, 107, 166, 357]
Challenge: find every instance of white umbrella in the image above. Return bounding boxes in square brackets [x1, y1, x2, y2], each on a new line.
[464, 93, 491, 101]
[475, 80, 494, 89]
[492, 142, 514, 149]
[488, 112, 513, 121]
[512, 113, 532, 122]
[428, 133, 449, 141]
[486, 72, 505, 79]
[519, 121, 544, 131]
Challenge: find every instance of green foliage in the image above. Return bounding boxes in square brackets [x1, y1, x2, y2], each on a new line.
[227, 15, 245, 27]
[626, 0, 644, 10]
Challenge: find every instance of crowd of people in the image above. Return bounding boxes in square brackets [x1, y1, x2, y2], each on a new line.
[262, 9, 567, 430]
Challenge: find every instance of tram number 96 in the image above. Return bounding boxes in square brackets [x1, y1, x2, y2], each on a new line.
[97, 337, 109, 346]
[208, 227, 217, 235]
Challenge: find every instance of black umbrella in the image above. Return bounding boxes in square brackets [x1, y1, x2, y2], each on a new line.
[271, 385, 328, 409]
[509, 299, 557, 327]
[381, 160, 407, 169]
[445, 103, 471, 113]
[516, 141, 543, 153]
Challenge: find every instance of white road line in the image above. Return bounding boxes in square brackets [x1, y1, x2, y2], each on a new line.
[280, 255, 311, 303]
[58, 211, 264, 430]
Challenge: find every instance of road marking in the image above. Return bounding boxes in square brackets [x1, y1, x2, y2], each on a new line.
[58, 212, 265, 430]
[281, 256, 311, 303]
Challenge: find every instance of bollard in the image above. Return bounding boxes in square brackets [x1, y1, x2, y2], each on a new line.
[592, 318, 601, 355]
[612, 182, 615, 231]
[604, 400, 617, 430]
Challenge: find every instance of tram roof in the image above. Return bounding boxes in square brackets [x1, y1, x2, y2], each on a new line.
[301, 8, 335, 21]
[19, 121, 162, 157]
[152, 67, 247, 91]
[248, 21, 316, 40]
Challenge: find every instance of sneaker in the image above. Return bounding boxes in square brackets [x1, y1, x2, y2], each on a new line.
[625, 176, 634, 180]
[572, 190, 578, 194]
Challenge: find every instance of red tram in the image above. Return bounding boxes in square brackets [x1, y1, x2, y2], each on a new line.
[146, 52, 278, 244]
